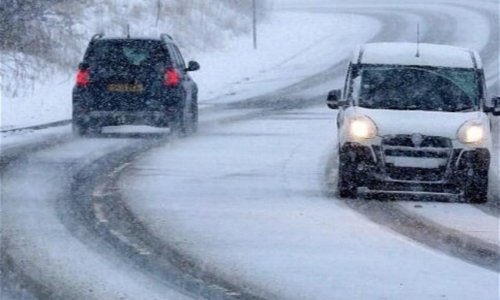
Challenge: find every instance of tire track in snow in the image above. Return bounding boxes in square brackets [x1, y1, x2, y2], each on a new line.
[3, 1, 498, 298]
[67, 146, 274, 300]
[322, 151, 500, 272]
[70, 3, 500, 298]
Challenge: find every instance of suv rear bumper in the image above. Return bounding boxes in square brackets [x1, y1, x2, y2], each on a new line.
[339, 142, 490, 194]
[73, 110, 177, 127]
[72, 87, 182, 127]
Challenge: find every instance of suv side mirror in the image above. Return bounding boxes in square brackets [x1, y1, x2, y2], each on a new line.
[326, 89, 342, 109]
[78, 62, 89, 70]
[186, 61, 200, 72]
[492, 96, 500, 116]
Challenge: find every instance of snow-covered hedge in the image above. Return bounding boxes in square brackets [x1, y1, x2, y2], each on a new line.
[0, 0, 270, 96]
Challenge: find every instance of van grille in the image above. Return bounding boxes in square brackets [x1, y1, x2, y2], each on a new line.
[381, 135, 452, 182]
[382, 135, 451, 148]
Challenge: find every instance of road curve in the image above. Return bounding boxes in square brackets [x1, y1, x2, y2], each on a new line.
[2, 1, 498, 299]
[116, 1, 499, 299]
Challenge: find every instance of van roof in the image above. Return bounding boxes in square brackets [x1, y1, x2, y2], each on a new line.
[353, 42, 482, 69]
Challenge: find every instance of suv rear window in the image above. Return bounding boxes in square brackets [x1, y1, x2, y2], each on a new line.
[84, 39, 170, 67]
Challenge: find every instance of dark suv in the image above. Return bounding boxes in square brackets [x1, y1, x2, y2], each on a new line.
[72, 33, 200, 135]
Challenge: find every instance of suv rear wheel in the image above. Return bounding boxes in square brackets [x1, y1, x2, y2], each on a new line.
[171, 101, 198, 137]
[171, 111, 189, 137]
[73, 122, 87, 136]
[73, 118, 102, 136]
[188, 98, 198, 134]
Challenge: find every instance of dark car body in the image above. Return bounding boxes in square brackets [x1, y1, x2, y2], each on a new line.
[72, 34, 199, 135]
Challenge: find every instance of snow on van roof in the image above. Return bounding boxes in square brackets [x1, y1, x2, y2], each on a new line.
[355, 42, 482, 69]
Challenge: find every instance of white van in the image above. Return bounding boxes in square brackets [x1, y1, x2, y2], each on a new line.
[327, 42, 500, 203]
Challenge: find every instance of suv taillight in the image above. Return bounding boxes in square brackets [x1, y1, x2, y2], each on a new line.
[164, 68, 180, 87]
[76, 69, 90, 87]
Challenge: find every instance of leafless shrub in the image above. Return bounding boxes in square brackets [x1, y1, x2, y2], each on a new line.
[1, 0, 271, 97]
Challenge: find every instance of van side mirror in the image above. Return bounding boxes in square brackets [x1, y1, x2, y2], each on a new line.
[326, 89, 342, 109]
[186, 61, 200, 72]
[493, 96, 500, 116]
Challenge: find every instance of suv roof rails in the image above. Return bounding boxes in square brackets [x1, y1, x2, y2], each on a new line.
[91, 33, 104, 42]
[160, 33, 174, 43]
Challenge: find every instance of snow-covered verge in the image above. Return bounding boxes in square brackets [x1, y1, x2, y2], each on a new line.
[193, 13, 379, 105]
[0, 0, 268, 130]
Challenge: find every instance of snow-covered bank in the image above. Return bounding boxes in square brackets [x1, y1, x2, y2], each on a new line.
[193, 12, 379, 105]
[0, 0, 266, 130]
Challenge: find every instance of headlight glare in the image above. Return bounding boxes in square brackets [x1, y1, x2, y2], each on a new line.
[348, 116, 378, 139]
[458, 121, 485, 144]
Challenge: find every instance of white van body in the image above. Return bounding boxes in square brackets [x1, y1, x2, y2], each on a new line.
[328, 43, 497, 203]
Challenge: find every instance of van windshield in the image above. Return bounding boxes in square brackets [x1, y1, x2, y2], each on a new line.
[357, 66, 481, 112]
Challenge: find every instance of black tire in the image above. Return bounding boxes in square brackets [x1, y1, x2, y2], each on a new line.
[73, 120, 101, 136]
[337, 151, 358, 198]
[72, 121, 88, 136]
[172, 102, 198, 137]
[463, 170, 488, 204]
[171, 110, 188, 137]
[91, 124, 102, 135]
[189, 99, 198, 134]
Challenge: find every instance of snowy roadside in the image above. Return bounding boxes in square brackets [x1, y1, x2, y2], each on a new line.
[0, 0, 266, 130]
[192, 12, 379, 106]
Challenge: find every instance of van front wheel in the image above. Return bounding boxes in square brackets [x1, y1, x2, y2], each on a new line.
[463, 171, 488, 204]
[337, 153, 358, 199]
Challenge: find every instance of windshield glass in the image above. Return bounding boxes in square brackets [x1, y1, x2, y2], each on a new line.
[85, 40, 169, 68]
[357, 66, 481, 112]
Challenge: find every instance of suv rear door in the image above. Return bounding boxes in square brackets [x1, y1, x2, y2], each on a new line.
[84, 39, 171, 111]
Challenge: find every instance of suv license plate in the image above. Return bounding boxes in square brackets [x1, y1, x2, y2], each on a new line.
[108, 83, 144, 92]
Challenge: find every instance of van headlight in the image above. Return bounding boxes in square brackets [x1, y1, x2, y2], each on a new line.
[348, 116, 378, 140]
[458, 121, 485, 144]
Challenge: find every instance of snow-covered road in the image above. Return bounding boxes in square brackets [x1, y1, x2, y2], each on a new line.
[2, 0, 499, 299]
[117, 0, 499, 299]
[121, 107, 498, 300]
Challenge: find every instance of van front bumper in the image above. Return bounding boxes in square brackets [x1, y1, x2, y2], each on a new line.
[339, 142, 490, 195]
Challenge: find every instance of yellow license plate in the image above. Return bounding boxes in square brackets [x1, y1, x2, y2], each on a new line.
[108, 83, 144, 92]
